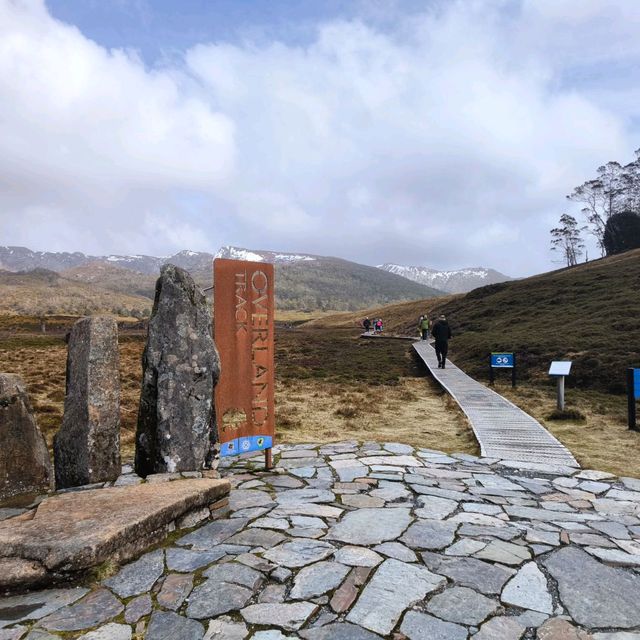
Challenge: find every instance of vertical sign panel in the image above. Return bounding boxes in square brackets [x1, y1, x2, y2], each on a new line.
[628, 368, 639, 431]
[214, 259, 275, 462]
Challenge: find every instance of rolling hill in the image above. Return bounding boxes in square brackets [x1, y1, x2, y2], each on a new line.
[311, 250, 640, 393]
[0, 245, 443, 314]
[62, 262, 158, 298]
[211, 247, 445, 310]
[273, 256, 443, 311]
[0, 269, 153, 317]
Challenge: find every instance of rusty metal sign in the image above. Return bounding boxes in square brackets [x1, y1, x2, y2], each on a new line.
[213, 258, 275, 465]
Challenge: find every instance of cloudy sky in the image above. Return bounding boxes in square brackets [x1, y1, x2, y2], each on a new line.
[1, 0, 639, 276]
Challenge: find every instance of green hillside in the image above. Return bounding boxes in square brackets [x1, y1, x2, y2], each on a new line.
[432, 250, 640, 393]
[311, 249, 640, 393]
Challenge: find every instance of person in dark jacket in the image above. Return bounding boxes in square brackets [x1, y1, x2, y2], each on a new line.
[431, 314, 452, 368]
[363, 317, 371, 333]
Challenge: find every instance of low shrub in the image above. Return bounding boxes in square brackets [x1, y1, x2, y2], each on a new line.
[546, 407, 586, 421]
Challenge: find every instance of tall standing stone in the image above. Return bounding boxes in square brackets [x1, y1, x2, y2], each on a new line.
[54, 316, 121, 489]
[0, 373, 53, 500]
[135, 264, 220, 477]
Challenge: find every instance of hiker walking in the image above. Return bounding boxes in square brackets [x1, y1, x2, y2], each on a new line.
[418, 314, 430, 340]
[363, 316, 371, 333]
[431, 313, 452, 368]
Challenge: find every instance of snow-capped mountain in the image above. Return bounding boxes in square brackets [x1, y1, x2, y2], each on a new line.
[0, 246, 208, 275]
[0, 246, 93, 272]
[101, 254, 164, 274]
[215, 246, 317, 264]
[0, 245, 508, 298]
[0, 244, 450, 314]
[0, 245, 317, 275]
[378, 264, 511, 294]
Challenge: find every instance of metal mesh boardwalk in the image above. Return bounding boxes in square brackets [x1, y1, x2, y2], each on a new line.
[413, 341, 579, 467]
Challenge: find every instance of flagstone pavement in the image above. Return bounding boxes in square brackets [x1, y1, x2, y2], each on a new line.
[2, 441, 640, 639]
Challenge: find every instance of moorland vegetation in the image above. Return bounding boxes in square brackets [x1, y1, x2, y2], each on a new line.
[0, 318, 476, 464]
[2, 247, 639, 477]
[314, 248, 640, 395]
[0, 247, 444, 317]
[309, 248, 640, 474]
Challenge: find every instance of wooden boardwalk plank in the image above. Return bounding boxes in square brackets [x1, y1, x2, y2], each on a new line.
[413, 341, 579, 467]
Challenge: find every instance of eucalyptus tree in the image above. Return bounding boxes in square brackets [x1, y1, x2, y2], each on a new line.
[566, 149, 640, 255]
[550, 214, 586, 267]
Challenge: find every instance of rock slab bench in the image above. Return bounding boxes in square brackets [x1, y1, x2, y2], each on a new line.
[0, 478, 230, 591]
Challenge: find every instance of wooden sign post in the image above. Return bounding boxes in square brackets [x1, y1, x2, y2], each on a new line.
[214, 258, 275, 469]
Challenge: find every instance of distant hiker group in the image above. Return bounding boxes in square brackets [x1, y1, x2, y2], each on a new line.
[362, 317, 384, 333]
[361, 311, 452, 368]
[418, 313, 452, 368]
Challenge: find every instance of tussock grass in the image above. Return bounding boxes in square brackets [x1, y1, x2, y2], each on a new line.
[546, 408, 586, 421]
[6, 295, 637, 475]
[0, 330, 142, 457]
[498, 384, 637, 477]
[0, 323, 476, 460]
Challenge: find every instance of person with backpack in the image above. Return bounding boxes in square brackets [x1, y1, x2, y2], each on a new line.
[418, 314, 430, 340]
[430, 313, 452, 368]
[363, 317, 371, 333]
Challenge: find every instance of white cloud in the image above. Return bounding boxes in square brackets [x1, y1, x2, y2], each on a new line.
[0, 0, 235, 254]
[0, 0, 638, 274]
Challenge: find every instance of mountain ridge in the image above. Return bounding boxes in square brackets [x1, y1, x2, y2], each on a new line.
[378, 263, 512, 294]
[0, 245, 445, 314]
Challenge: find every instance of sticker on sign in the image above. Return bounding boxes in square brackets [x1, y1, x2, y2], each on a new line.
[491, 353, 514, 368]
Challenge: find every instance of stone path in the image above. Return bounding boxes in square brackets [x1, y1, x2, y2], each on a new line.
[413, 341, 579, 468]
[2, 442, 640, 639]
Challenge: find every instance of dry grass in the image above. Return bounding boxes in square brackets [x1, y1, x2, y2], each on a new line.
[3, 317, 636, 476]
[0, 334, 142, 457]
[276, 377, 478, 454]
[0, 323, 475, 462]
[492, 381, 640, 477]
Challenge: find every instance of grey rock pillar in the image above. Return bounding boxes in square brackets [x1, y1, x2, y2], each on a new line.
[135, 264, 220, 477]
[54, 316, 121, 489]
[0, 373, 53, 500]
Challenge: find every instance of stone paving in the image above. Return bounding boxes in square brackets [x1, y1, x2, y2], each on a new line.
[2, 442, 640, 639]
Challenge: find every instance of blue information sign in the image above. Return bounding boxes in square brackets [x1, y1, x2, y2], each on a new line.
[491, 353, 514, 368]
[634, 368, 640, 400]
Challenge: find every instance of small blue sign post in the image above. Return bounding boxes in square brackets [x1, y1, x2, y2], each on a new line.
[489, 352, 516, 388]
[627, 368, 640, 431]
